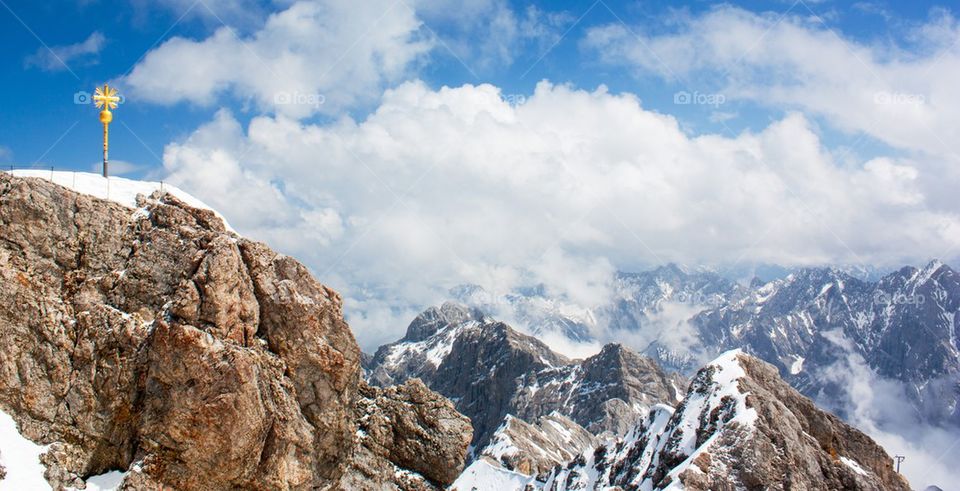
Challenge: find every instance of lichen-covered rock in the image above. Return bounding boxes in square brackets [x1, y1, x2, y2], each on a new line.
[0, 173, 471, 490]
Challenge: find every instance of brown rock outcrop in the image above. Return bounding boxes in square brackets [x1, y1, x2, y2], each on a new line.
[340, 379, 473, 490]
[0, 173, 471, 490]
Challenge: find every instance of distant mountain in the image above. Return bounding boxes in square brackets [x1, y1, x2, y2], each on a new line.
[694, 261, 960, 427]
[367, 302, 685, 454]
[451, 264, 746, 370]
[450, 261, 960, 430]
[509, 344, 685, 436]
[600, 264, 747, 332]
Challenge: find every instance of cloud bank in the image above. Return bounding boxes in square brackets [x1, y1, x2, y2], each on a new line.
[818, 330, 960, 488]
[159, 80, 960, 349]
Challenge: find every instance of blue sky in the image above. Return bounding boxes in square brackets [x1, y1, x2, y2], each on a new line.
[3, 0, 960, 353]
[1, 0, 949, 172]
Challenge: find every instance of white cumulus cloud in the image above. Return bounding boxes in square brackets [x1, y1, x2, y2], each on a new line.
[25, 31, 105, 72]
[124, 0, 432, 118]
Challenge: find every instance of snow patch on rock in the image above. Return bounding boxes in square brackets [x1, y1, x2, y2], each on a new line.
[9, 170, 233, 231]
[0, 409, 50, 490]
[452, 459, 534, 490]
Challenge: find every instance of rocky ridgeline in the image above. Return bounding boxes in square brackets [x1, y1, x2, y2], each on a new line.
[0, 173, 471, 490]
[367, 302, 686, 470]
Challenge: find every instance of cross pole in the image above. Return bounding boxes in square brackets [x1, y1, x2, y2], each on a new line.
[93, 84, 120, 178]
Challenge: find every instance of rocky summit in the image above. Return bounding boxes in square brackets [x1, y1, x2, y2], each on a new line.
[0, 173, 472, 490]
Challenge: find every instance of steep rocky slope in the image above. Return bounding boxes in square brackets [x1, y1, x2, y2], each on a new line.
[368, 303, 685, 455]
[0, 173, 472, 490]
[536, 351, 911, 490]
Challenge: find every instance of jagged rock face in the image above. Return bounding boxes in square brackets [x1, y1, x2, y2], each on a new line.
[432, 321, 570, 449]
[481, 414, 597, 476]
[0, 174, 471, 490]
[510, 344, 686, 435]
[540, 352, 911, 491]
[341, 379, 473, 490]
[371, 303, 570, 450]
[368, 303, 686, 454]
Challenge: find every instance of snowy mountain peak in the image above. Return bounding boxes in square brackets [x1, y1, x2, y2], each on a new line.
[536, 352, 910, 490]
[402, 301, 486, 342]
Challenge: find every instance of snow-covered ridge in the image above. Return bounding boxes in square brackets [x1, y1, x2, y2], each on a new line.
[534, 350, 759, 490]
[8, 170, 233, 232]
[656, 349, 758, 486]
[452, 458, 534, 491]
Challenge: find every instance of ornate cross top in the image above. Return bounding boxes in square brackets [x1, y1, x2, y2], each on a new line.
[93, 83, 120, 177]
[93, 84, 120, 110]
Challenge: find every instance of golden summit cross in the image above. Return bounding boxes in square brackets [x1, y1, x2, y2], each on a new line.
[93, 84, 120, 177]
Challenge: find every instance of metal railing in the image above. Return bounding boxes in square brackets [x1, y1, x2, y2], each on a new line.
[3, 164, 168, 201]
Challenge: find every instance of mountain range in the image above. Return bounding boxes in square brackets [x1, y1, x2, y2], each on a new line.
[447, 262, 960, 430]
[0, 172, 944, 490]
